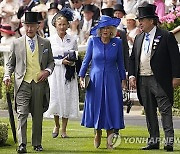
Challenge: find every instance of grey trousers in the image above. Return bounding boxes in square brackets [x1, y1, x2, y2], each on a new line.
[16, 80, 45, 146]
[138, 76, 174, 145]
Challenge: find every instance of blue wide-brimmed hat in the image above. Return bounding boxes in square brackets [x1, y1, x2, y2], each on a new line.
[90, 15, 120, 36]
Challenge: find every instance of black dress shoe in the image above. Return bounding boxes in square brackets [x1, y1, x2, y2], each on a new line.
[164, 145, 173, 152]
[34, 145, 43, 151]
[141, 144, 159, 150]
[17, 144, 27, 153]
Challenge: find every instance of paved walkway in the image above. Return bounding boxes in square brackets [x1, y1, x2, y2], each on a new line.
[1, 106, 180, 129]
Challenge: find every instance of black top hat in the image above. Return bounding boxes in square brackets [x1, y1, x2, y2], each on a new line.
[138, 4, 158, 19]
[48, 2, 59, 11]
[83, 4, 95, 12]
[24, 12, 40, 24]
[101, 8, 114, 18]
[113, 4, 126, 15]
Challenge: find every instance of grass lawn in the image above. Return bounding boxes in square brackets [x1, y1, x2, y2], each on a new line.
[0, 117, 180, 154]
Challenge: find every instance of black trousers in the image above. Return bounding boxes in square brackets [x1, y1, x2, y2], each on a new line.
[138, 76, 174, 145]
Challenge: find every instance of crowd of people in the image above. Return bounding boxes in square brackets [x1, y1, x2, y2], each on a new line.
[1, 0, 180, 153]
[1, 0, 180, 46]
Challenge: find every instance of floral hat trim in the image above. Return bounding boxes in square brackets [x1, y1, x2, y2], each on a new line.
[52, 7, 74, 27]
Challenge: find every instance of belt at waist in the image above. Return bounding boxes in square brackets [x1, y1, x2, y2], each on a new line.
[53, 55, 63, 59]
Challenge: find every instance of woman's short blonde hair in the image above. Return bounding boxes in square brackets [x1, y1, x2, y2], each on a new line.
[97, 26, 117, 38]
[55, 15, 69, 27]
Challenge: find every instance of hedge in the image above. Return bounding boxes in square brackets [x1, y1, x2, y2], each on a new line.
[0, 122, 8, 145]
[173, 86, 180, 109]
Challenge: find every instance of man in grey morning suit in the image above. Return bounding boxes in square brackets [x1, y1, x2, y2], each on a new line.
[3, 12, 54, 153]
[129, 3, 180, 152]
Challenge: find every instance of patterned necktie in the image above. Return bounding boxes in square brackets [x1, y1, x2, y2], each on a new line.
[144, 33, 150, 54]
[28, 39, 35, 52]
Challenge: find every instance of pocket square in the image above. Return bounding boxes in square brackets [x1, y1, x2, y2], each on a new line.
[43, 48, 48, 53]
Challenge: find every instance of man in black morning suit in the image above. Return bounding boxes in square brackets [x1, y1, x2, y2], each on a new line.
[129, 3, 180, 152]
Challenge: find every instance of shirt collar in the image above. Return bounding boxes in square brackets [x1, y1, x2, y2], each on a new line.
[84, 19, 92, 24]
[26, 35, 37, 43]
[148, 26, 157, 37]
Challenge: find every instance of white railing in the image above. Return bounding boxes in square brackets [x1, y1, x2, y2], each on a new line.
[78, 44, 87, 52]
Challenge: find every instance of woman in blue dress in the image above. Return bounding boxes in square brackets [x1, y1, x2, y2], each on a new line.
[79, 15, 126, 149]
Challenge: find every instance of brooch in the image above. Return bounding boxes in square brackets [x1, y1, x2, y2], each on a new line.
[66, 38, 71, 43]
[153, 35, 161, 50]
[154, 35, 161, 42]
[112, 43, 116, 46]
[43, 48, 48, 53]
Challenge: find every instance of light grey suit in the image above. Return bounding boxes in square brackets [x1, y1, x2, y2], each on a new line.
[5, 35, 54, 146]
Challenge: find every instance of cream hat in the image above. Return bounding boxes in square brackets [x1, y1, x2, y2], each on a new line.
[31, 4, 48, 12]
[122, 13, 139, 26]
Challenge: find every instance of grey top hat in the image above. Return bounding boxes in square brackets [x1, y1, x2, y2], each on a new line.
[24, 12, 40, 24]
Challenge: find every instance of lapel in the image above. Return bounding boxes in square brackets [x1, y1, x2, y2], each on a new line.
[137, 33, 144, 61]
[22, 36, 26, 65]
[150, 28, 162, 58]
[37, 35, 44, 63]
[79, 20, 84, 29]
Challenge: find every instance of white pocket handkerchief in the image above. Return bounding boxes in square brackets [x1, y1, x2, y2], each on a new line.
[43, 48, 48, 53]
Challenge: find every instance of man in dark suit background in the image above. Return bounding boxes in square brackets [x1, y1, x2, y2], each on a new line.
[79, 4, 96, 44]
[17, 0, 36, 19]
[82, 0, 100, 21]
[16, 0, 36, 37]
[129, 3, 180, 152]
